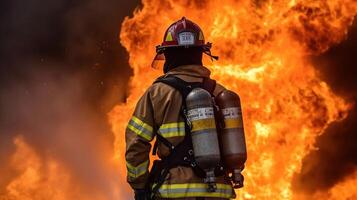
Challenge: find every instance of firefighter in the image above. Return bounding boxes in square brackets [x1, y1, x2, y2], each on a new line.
[125, 17, 243, 200]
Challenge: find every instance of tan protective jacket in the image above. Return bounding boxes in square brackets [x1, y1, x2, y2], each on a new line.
[125, 65, 236, 199]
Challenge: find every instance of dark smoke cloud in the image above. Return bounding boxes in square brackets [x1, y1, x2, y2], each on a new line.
[0, 0, 139, 197]
[293, 18, 357, 193]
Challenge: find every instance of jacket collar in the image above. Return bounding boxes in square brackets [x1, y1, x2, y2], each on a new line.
[166, 65, 211, 78]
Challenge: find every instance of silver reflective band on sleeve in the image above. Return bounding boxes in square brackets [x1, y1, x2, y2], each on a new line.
[127, 116, 153, 141]
[157, 183, 235, 198]
[187, 107, 214, 121]
[222, 107, 241, 119]
[126, 160, 149, 179]
[158, 122, 185, 138]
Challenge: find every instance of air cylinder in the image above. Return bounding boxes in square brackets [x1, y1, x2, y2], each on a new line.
[186, 88, 221, 192]
[215, 90, 247, 188]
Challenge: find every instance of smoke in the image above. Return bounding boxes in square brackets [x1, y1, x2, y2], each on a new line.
[0, 0, 139, 198]
[293, 18, 357, 193]
[1, 66, 114, 195]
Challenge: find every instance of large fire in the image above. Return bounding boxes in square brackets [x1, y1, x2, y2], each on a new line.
[109, 0, 357, 199]
[1, 0, 357, 200]
[0, 136, 126, 200]
[0, 136, 105, 200]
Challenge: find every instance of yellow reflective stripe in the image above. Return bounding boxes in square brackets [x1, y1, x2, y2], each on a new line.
[191, 119, 216, 132]
[159, 183, 232, 190]
[224, 119, 243, 128]
[157, 183, 234, 198]
[159, 131, 185, 138]
[160, 122, 185, 129]
[127, 124, 152, 141]
[158, 122, 185, 138]
[126, 160, 149, 178]
[127, 116, 153, 141]
[131, 116, 153, 132]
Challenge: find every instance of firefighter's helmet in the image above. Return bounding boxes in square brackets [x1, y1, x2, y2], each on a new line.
[152, 17, 218, 69]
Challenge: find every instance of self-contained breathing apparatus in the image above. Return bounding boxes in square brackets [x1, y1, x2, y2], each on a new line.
[145, 75, 247, 199]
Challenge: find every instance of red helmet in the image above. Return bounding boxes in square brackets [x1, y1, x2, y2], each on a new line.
[152, 17, 218, 69]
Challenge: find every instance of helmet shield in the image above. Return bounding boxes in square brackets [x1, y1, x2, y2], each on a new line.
[177, 32, 195, 45]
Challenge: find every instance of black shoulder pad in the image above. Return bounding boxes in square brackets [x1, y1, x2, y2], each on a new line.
[154, 75, 192, 99]
[154, 75, 217, 98]
[202, 77, 216, 96]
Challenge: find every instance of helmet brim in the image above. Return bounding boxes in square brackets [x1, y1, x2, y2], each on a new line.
[156, 43, 212, 54]
[151, 52, 165, 70]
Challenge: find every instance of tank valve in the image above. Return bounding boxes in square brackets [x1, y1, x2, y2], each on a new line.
[204, 170, 217, 192]
[232, 168, 244, 188]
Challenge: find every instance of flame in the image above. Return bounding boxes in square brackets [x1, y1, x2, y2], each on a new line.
[0, 136, 97, 200]
[0, 136, 124, 200]
[294, 169, 357, 200]
[109, 0, 357, 199]
[312, 170, 357, 199]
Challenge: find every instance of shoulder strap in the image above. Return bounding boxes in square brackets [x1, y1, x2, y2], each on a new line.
[151, 75, 217, 156]
[202, 77, 216, 95]
[154, 75, 216, 97]
[149, 75, 212, 195]
[154, 75, 193, 100]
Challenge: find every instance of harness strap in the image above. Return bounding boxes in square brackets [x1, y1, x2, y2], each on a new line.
[149, 75, 217, 198]
[154, 75, 198, 100]
[152, 75, 216, 155]
[155, 133, 175, 152]
[202, 77, 216, 95]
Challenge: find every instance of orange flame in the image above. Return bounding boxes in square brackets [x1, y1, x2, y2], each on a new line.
[312, 171, 357, 199]
[109, 0, 357, 199]
[0, 136, 105, 200]
[0, 136, 126, 200]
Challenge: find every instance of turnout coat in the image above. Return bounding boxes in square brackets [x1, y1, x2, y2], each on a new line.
[125, 65, 236, 199]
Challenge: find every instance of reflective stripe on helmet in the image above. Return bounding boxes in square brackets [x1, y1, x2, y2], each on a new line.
[127, 116, 153, 141]
[158, 122, 186, 138]
[126, 160, 149, 179]
[156, 183, 235, 198]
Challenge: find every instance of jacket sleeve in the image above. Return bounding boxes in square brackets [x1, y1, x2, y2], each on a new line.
[125, 89, 155, 189]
